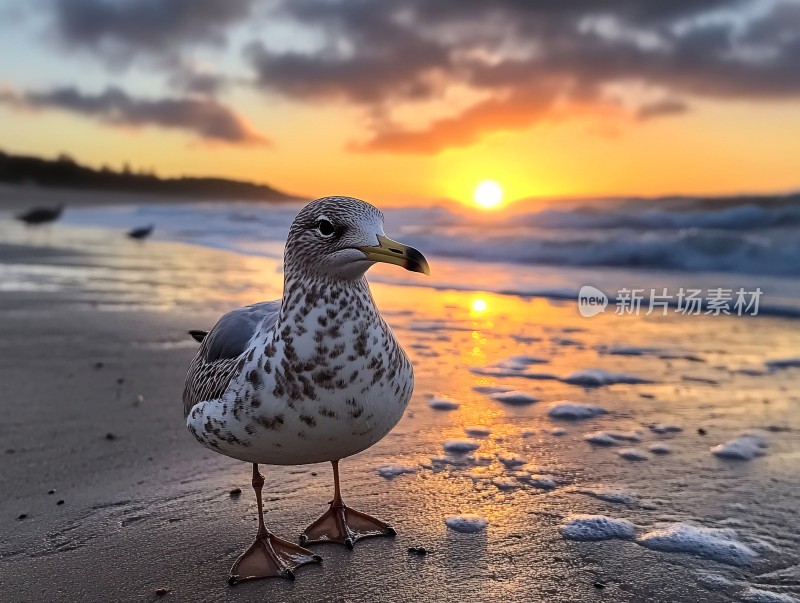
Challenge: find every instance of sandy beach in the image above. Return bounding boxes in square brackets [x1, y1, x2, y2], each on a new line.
[1, 191, 800, 603]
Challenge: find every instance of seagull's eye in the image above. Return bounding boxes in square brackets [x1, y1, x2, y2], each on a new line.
[316, 219, 335, 237]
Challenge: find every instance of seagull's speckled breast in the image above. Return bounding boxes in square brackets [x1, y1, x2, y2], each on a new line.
[186, 274, 413, 465]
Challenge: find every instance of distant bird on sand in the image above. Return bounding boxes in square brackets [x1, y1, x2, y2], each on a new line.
[183, 196, 429, 583]
[16, 204, 64, 226]
[127, 224, 154, 240]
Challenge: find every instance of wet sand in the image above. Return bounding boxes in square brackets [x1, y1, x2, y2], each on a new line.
[1, 216, 799, 603]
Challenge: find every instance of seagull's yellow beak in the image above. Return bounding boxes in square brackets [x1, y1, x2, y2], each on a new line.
[357, 235, 430, 276]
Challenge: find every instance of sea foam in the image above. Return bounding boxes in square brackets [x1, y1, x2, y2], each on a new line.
[562, 369, 649, 387]
[636, 523, 758, 566]
[489, 391, 540, 406]
[560, 514, 636, 541]
[464, 425, 492, 437]
[547, 402, 607, 420]
[445, 514, 489, 533]
[377, 465, 417, 479]
[442, 439, 481, 454]
[711, 432, 768, 460]
[617, 448, 649, 461]
[429, 395, 460, 410]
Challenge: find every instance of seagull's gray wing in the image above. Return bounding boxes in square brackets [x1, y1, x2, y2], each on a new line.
[183, 300, 281, 417]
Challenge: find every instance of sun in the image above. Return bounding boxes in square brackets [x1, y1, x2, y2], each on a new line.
[473, 180, 504, 209]
[471, 298, 488, 313]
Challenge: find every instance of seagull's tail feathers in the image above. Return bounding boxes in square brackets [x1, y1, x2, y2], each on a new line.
[188, 329, 209, 343]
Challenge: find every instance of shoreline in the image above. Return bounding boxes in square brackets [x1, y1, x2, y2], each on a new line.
[0, 183, 306, 213]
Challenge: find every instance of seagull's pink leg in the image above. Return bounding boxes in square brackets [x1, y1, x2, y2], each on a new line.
[228, 463, 322, 584]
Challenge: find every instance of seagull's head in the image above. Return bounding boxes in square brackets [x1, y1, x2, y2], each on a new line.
[285, 196, 430, 281]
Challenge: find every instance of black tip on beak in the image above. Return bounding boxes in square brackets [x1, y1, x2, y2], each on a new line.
[357, 235, 431, 276]
[403, 246, 430, 276]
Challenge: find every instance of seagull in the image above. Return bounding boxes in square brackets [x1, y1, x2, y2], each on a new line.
[16, 204, 64, 226]
[183, 196, 429, 583]
[127, 224, 154, 240]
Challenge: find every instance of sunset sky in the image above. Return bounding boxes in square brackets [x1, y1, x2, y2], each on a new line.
[1, 0, 799, 205]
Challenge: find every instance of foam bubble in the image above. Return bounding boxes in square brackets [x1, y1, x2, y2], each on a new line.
[610, 431, 643, 442]
[636, 523, 758, 566]
[648, 423, 683, 434]
[562, 369, 649, 387]
[445, 514, 489, 533]
[442, 439, 481, 454]
[429, 395, 460, 410]
[526, 476, 558, 490]
[548, 402, 608, 420]
[498, 453, 526, 468]
[583, 431, 643, 446]
[584, 432, 619, 446]
[617, 448, 649, 461]
[464, 425, 492, 437]
[711, 433, 768, 460]
[377, 465, 417, 479]
[648, 443, 673, 455]
[560, 514, 636, 541]
[489, 391, 540, 406]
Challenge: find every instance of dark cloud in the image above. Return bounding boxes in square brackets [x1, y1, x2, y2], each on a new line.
[244, 0, 451, 105]
[32, 0, 800, 153]
[0, 86, 268, 146]
[636, 99, 690, 121]
[168, 67, 228, 96]
[241, 0, 800, 153]
[50, 0, 254, 59]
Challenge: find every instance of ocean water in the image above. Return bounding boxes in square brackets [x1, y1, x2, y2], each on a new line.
[48, 195, 800, 316]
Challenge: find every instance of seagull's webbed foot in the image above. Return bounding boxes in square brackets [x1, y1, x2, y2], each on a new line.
[229, 532, 322, 584]
[300, 501, 396, 549]
[299, 460, 395, 549]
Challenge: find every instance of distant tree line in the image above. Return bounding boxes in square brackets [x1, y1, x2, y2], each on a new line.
[0, 150, 301, 201]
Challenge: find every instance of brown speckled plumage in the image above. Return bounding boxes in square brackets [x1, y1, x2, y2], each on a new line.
[183, 197, 416, 465]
